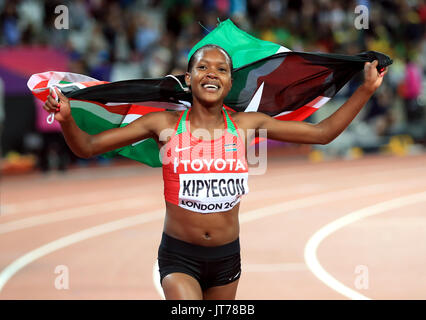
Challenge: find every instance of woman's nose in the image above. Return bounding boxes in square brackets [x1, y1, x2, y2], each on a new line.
[206, 72, 218, 78]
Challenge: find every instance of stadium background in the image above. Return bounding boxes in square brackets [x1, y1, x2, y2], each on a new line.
[0, 0, 425, 170]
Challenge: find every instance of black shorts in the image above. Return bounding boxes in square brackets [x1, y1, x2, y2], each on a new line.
[157, 233, 241, 290]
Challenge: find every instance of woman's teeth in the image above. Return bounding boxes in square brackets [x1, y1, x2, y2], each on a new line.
[203, 84, 219, 90]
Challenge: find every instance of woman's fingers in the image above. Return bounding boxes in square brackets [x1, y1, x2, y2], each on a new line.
[46, 97, 57, 111]
[45, 97, 54, 110]
[365, 60, 379, 70]
[44, 88, 72, 120]
[45, 92, 61, 112]
[365, 60, 387, 82]
[43, 88, 66, 112]
[379, 67, 388, 77]
[362, 60, 387, 91]
[55, 87, 68, 102]
[47, 94, 57, 105]
[364, 60, 377, 68]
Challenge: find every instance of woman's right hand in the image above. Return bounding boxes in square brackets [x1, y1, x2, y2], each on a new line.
[43, 87, 72, 123]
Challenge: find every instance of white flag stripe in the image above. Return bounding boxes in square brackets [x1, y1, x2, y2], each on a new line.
[245, 82, 264, 112]
[122, 114, 142, 124]
[273, 97, 330, 118]
[276, 46, 291, 53]
[312, 96, 331, 109]
[28, 71, 98, 92]
[71, 101, 124, 125]
[274, 110, 291, 117]
[131, 138, 148, 146]
[105, 101, 186, 110]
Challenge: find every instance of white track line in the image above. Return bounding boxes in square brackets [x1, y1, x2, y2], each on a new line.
[2, 164, 422, 215]
[152, 180, 426, 298]
[0, 210, 163, 292]
[1, 180, 425, 298]
[240, 179, 426, 223]
[1, 185, 156, 215]
[0, 197, 160, 235]
[263, 165, 425, 187]
[4, 170, 423, 236]
[244, 263, 307, 272]
[304, 191, 426, 300]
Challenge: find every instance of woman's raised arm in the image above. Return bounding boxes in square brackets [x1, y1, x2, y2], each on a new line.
[248, 60, 388, 145]
[43, 88, 161, 158]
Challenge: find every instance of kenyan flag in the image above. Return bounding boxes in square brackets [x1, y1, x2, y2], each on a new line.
[28, 20, 392, 168]
[27, 71, 186, 167]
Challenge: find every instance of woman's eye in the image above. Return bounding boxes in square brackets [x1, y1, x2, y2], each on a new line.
[219, 68, 227, 72]
[198, 66, 206, 70]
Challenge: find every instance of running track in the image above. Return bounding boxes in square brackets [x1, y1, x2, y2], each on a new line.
[1, 154, 425, 300]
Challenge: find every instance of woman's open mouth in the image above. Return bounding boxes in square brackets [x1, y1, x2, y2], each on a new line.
[201, 83, 221, 93]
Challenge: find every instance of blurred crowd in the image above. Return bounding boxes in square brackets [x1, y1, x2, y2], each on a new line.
[0, 0, 425, 171]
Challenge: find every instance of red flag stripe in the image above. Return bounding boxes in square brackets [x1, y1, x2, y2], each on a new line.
[275, 106, 318, 121]
[69, 99, 166, 116]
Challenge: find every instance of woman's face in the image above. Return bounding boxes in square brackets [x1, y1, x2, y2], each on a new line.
[185, 48, 233, 105]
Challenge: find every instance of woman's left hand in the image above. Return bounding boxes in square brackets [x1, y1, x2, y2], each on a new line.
[361, 60, 388, 94]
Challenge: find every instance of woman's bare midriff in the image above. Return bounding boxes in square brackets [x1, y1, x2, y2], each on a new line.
[163, 201, 240, 246]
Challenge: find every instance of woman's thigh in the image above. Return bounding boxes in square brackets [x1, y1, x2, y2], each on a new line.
[202, 279, 239, 300]
[161, 272, 203, 300]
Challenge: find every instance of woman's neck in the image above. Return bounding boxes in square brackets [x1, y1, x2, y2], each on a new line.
[189, 100, 225, 130]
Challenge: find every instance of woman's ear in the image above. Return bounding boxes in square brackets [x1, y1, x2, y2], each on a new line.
[185, 72, 191, 87]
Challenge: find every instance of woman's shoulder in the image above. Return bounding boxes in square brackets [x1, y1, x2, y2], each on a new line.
[146, 109, 182, 124]
[228, 110, 263, 118]
[132, 109, 183, 133]
[229, 110, 267, 128]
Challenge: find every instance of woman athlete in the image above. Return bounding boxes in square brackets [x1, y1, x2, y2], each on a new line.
[43, 44, 387, 300]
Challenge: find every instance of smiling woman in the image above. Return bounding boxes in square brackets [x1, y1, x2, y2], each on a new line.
[42, 43, 387, 300]
[185, 45, 234, 111]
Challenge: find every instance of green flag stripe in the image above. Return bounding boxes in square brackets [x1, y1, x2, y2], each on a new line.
[72, 107, 161, 165]
[188, 19, 281, 69]
[118, 138, 162, 167]
[71, 108, 118, 135]
[70, 101, 124, 125]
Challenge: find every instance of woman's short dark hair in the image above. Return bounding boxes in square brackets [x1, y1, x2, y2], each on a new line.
[187, 44, 233, 78]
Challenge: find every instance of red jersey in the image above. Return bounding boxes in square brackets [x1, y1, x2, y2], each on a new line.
[162, 107, 249, 213]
